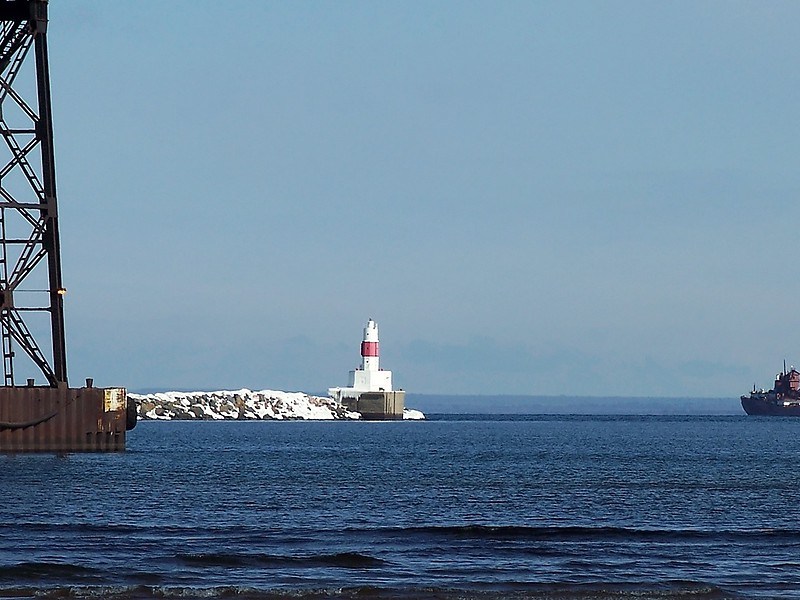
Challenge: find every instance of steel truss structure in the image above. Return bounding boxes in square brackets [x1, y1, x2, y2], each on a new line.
[0, 0, 66, 387]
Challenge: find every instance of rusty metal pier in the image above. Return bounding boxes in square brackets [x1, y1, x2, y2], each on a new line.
[0, 0, 134, 451]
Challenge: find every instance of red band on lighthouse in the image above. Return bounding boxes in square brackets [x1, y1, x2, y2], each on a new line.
[361, 341, 379, 357]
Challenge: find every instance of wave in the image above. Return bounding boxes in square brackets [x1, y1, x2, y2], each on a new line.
[7, 522, 799, 558]
[7, 521, 800, 543]
[0, 522, 145, 535]
[368, 524, 800, 543]
[0, 522, 269, 535]
[177, 551, 385, 569]
[0, 581, 739, 599]
[0, 561, 103, 582]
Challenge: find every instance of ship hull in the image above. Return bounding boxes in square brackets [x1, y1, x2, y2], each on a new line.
[741, 395, 800, 416]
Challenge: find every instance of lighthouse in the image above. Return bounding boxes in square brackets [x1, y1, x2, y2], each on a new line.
[361, 319, 380, 372]
[329, 319, 405, 420]
[350, 319, 392, 393]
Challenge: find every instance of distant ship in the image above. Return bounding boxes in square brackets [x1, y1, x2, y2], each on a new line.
[741, 363, 800, 416]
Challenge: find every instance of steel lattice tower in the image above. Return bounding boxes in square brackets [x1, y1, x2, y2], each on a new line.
[0, 0, 66, 388]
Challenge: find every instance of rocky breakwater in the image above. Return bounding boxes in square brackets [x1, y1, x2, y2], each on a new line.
[130, 389, 360, 421]
[130, 389, 426, 421]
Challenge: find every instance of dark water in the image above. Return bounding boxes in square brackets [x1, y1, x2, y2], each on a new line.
[3, 415, 800, 599]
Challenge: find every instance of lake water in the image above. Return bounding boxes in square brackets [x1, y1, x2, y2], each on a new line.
[3, 415, 800, 599]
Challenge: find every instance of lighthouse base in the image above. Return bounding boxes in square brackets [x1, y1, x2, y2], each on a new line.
[0, 385, 136, 452]
[340, 390, 405, 420]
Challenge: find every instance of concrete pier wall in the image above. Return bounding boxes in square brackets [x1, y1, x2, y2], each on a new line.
[342, 390, 405, 420]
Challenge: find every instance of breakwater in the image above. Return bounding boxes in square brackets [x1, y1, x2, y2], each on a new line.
[130, 389, 425, 420]
[130, 389, 358, 420]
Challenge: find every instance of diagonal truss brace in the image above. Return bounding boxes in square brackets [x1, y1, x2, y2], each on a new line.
[0, 1, 68, 387]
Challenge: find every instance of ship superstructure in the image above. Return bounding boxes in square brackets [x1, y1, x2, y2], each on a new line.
[741, 363, 800, 416]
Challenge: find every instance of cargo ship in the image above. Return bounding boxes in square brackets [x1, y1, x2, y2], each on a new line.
[741, 363, 800, 416]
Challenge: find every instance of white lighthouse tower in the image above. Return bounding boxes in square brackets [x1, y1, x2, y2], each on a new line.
[329, 318, 404, 419]
[349, 319, 392, 393]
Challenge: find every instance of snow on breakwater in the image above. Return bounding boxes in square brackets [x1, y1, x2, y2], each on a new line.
[130, 389, 425, 421]
[131, 390, 357, 421]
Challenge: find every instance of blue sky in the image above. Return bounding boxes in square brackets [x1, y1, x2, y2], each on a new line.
[41, 1, 800, 396]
